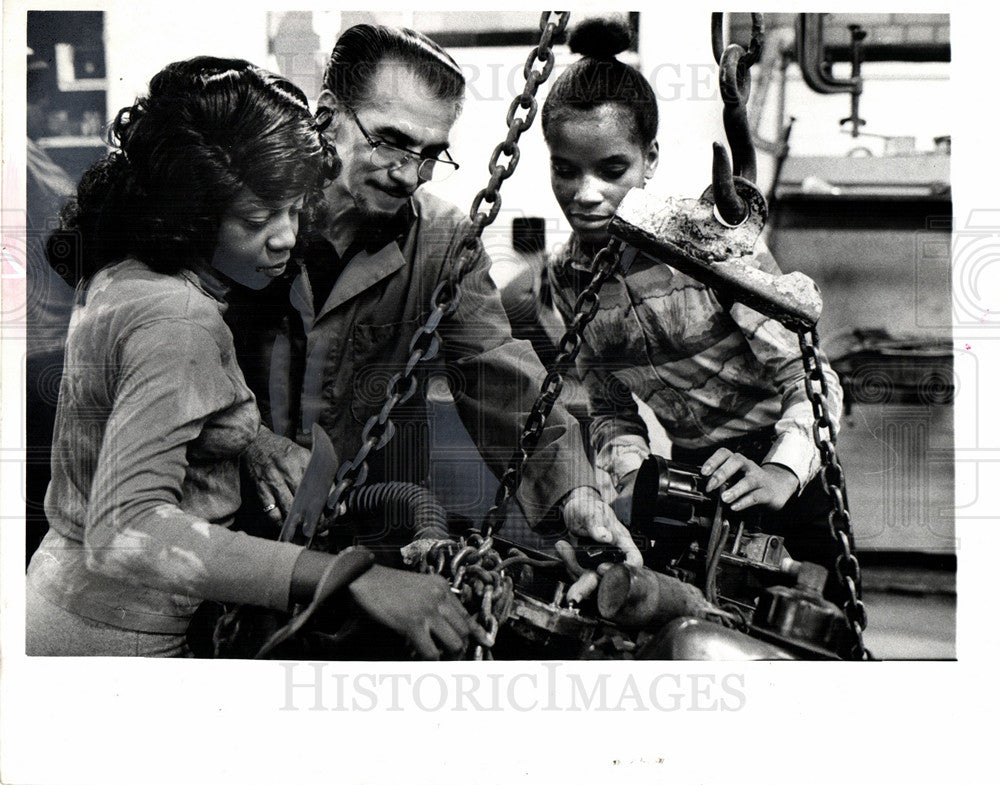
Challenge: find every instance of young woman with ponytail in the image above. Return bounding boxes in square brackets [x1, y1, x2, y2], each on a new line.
[541, 18, 850, 602]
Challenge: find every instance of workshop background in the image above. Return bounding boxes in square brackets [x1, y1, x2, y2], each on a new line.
[25, 9, 955, 658]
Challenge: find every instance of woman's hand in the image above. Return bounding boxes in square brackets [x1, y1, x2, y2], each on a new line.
[244, 426, 310, 524]
[701, 448, 799, 512]
[348, 565, 491, 660]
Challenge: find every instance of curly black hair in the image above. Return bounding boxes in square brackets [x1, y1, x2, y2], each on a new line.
[48, 56, 334, 287]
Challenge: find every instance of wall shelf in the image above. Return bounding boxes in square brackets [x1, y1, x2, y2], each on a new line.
[36, 136, 107, 149]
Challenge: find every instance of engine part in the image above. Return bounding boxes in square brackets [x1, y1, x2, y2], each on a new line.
[631, 455, 716, 532]
[629, 455, 789, 574]
[597, 564, 717, 628]
[752, 561, 847, 653]
[627, 453, 851, 644]
[342, 481, 450, 543]
[638, 617, 796, 660]
[505, 593, 601, 645]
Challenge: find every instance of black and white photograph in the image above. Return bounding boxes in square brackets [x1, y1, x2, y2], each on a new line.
[0, 2, 994, 784]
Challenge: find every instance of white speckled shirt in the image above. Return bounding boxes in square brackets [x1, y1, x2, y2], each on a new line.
[548, 235, 843, 489]
[29, 259, 301, 633]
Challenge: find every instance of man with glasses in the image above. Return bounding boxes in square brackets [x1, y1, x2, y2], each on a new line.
[246, 24, 641, 584]
[345, 105, 459, 189]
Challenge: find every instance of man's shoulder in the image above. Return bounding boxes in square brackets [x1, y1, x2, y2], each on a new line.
[410, 190, 469, 232]
[405, 191, 476, 276]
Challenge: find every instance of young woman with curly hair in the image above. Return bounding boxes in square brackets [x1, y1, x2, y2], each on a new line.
[26, 57, 485, 657]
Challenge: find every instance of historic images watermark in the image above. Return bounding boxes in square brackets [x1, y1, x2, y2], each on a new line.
[279, 662, 747, 713]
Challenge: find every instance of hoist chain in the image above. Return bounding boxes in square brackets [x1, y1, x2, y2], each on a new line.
[481, 239, 625, 537]
[312, 11, 569, 542]
[710, 12, 765, 224]
[798, 328, 870, 660]
[312, 282, 460, 540]
[418, 534, 515, 660]
[711, 14, 867, 659]
[451, 11, 570, 283]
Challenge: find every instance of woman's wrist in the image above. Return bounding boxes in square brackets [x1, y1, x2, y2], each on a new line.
[289, 547, 375, 610]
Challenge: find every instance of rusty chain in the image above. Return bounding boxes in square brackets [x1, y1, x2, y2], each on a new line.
[308, 12, 570, 545]
[481, 239, 624, 537]
[798, 328, 869, 660]
[451, 11, 570, 285]
[419, 534, 515, 660]
[710, 15, 867, 659]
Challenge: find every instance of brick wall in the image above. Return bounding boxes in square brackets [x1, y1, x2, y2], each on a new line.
[729, 12, 950, 52]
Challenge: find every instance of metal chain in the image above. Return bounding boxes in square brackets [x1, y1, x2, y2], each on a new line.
[481, 240, 624, 537]
[310, 11, 570, 543]
[451, 11, 570, 284]
[419, 534, 515, 660]
[798, 328, 870, 660]
[311, 283, 459, 541]
[710, 14, 868, 659]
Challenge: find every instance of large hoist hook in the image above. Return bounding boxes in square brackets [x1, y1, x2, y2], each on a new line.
[710, 12, 765, 225]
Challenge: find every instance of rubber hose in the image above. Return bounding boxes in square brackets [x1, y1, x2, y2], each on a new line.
[343, 481, 450, 541]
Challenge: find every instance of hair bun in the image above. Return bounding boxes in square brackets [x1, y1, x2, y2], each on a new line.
[569, 16, 633, 59]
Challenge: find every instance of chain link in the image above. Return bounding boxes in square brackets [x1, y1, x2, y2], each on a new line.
[798, 329, 870, 659]
[308, 284, 460, 542]
[418, 534, 515, 660]
[453, 11, 569, 284]
[481, 239, 624, 537]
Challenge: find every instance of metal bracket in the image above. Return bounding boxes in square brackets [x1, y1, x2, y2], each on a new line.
[609, 184, 822, 331]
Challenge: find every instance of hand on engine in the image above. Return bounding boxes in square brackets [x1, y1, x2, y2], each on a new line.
[348, 565, 491, 660]
[560, 486, 643, 568]
[701, 448, 799, 512]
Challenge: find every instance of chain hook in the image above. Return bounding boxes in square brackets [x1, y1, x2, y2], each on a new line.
[711, 12, 764, 68]
[710, 13, 765, 225]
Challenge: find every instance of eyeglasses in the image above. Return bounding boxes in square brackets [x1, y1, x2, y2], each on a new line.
[347, 107, 459, 183]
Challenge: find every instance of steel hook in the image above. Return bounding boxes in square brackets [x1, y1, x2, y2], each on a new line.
[710, 13, 765, 225]
[711, 12, 764, 68]
[711, 142, 747, 225]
